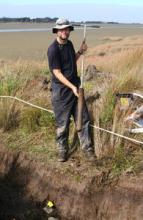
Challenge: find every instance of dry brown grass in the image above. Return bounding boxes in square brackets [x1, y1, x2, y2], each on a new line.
[83, 36, 143, 159]
[86, 35, 143, 67]
[85, 35, 143, 93]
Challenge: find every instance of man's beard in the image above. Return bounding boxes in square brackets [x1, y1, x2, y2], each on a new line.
[60, 35, 69, 41]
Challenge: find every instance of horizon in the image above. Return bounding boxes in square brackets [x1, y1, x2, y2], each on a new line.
[0, 17, 143, 25]
[0, 0, 143, 23]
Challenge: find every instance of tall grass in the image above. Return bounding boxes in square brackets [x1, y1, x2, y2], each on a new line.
[90, 47, 143, 161]
[0, 60, 51, 131]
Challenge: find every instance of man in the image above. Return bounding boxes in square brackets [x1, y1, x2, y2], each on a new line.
[47, 18, 96, 162]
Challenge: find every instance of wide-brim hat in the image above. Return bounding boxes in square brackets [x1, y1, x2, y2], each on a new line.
[52, 18, 74, 33]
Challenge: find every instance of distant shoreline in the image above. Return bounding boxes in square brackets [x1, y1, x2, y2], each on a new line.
[0, 17, 142, 25]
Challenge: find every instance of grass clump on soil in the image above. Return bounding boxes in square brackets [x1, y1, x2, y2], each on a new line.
[111, 145, 138, 176]
[0, 61, 56, 161]
[0, 60, 52, 131]
[20, 105, 55, 133]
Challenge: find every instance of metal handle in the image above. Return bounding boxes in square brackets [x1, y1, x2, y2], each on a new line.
[77, 88, 84, 132]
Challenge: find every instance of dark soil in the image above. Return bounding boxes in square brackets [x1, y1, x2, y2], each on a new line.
[0, 144, 143, 220]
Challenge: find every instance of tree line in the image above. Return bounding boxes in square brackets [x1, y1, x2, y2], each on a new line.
[0, 17, 121, 24]
[0, 17, 58, 23]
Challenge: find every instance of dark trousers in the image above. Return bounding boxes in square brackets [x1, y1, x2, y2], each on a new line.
[52, 92, 93, 154]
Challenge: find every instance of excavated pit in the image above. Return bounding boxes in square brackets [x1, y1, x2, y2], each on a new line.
[0, 144, 143, 220]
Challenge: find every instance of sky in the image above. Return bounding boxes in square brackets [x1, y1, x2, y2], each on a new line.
[0, 0, 143, 23]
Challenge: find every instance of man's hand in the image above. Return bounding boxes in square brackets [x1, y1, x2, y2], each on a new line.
[53, 69, 79, 97]
[72, 86, 79, 97]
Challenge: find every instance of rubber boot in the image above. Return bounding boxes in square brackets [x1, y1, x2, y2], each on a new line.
[83, 150, 96, 162]
[57, 143, 69, 162]
[58, 150, 68, 162]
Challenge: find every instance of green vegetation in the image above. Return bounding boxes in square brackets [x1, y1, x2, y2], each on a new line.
[0, 61, 56, 163]
[100, 89, 116, 124]
[111, 145, 138, 176]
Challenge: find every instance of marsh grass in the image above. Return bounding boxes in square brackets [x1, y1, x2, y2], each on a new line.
[86, 45, 143, 174]
[0, 60, 52, 131]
